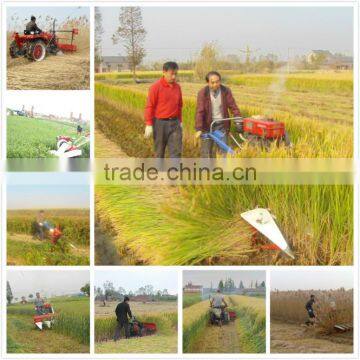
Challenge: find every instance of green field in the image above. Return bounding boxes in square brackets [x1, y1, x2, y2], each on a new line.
[7, 297, 90, 354]
[183, 293, 202, 308]
[7, 115, 90, 158]
[95, 71, 353, 266]
[7, 209, 90, 265]
[95, 301, 178, 353]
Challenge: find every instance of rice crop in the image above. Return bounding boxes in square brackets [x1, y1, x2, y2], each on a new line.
[96, 184, 352, 265]
[271, 289, 353, 333]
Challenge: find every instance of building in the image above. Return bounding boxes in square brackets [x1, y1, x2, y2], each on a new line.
[183, 282, 203, 293]
[96, 56, 129, 73]
[307, 50, 353, 70]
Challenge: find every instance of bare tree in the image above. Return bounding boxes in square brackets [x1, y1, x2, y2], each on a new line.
[95, 7, 104, 70]
[112, 7, 146, 80]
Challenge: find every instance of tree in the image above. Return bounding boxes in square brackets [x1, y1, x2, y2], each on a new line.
[103, 281, 115, 300]
[112, 7, 146, 80]
[260, 281, 265, 288]
[255, 280, 258, 288]
[7, 281, 13, 305]
[28, 294, 33, 299]
[218, 280, 224, 291]
[194, 42, 219, 81]
[81, 283, 90, 297]
[239, 281, 244, 289]
[95, 7, 104, 69]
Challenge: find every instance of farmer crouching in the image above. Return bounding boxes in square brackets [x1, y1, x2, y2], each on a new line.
[33, 210, 50, 240]
[114, 296, 132, 341]
[195, 71, 241, 158]
[144, 62, 183, 158]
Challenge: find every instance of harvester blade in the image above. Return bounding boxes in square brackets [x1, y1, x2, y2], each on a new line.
[35, 322, 43, 330]
[241, 208, 295, 259]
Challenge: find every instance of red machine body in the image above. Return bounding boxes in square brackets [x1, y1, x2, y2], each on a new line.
[33, 304, 55, 324]
[243, 117, 285, 139]
[228, 311, 237, 321]
[10, 26, 78, 61]
[143, 322, 157, 334]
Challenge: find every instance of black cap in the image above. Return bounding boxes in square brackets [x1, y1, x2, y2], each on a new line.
[31, 16, 36, 21]
[124, 296, 130, 302]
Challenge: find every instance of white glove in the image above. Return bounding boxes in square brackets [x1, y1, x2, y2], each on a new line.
[144, 125, 153, 139]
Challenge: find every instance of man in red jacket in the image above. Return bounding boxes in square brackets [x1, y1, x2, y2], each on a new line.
[195, 71, 241, 157]
[144, 62, 183, 158]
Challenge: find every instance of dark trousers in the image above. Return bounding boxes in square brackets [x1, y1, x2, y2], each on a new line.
[200, 124, 228, 158]
[153, 118, 182, 158]
[114, 320, 130, 341]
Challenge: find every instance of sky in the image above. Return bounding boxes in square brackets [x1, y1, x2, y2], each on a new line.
[183, 270, 265, 288]
[6, 91, 91, 121]
[7, 270, 89, 298]
[99, 6, 353, 62]
[271, 269, 353, 291]
[7, 173, 89, 209]
[7, 6, 89, 31]
[95, 270, 178, 295]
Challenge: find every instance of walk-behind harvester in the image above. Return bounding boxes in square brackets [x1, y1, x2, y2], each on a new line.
[33, 303, 55, 330]
[9, 20, 78, 62]
[201, 116, 291, 153]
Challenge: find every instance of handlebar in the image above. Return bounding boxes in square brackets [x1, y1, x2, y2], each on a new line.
[210, 117, 244, 133]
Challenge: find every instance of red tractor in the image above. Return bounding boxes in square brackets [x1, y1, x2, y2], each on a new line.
[9, 20, 78, 62]
[33, 303, 55, 330]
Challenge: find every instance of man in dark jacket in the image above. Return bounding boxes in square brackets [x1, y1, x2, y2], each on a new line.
[305, 294, 316, 326]
[114, 296, 132, 341]
[26, 16, 42, 33]
[195, 71, 241, 157]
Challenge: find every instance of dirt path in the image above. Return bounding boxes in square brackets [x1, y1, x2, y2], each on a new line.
[7, 52, 89, 90]
[7, 314, 89, 353]
[95, 129, 127, 158]
[192, 321, 241, 353]
[271, 320, 353, 353]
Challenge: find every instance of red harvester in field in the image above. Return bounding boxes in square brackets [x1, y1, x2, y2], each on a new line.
[9, 20, 78, 62]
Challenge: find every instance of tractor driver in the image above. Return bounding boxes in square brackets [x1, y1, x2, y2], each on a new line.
[34, 292, 45, 315]
[195, 71, 241, 158]
[26, 16, 42, 34]
[305, 294, 316, 326]
[114, 296, 132, 341]
[210, 289, 228, 311]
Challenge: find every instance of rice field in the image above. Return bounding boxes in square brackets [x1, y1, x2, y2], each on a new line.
[7, 209, 90, 265]
[183, 295, 265, 353]
[95, 301, 178, 353]
[7, 297, 90, 353]
[95, 70, 353, 266]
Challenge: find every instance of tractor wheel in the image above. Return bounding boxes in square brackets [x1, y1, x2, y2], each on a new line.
[9, 41, 20, 58]
[28, 40, 46, 61]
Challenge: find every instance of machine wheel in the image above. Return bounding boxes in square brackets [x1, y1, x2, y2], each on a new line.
[9, 41, 20, 58]
[28, 40, 46, 61]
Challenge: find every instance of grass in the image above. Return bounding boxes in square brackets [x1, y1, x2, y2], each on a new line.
[7, 297, 90, 353]
[7, 115, 90, 158]
[183, 293, 202, 308]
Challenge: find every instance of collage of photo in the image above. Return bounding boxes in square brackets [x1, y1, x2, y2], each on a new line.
[0, 2, 357, 359]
